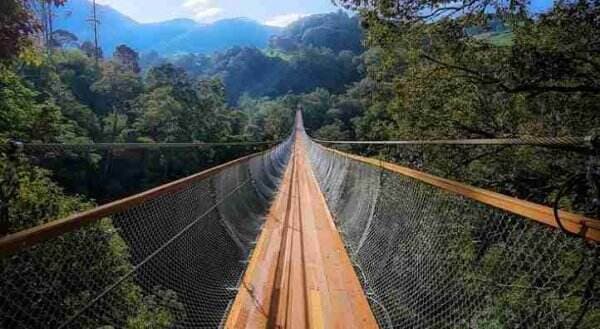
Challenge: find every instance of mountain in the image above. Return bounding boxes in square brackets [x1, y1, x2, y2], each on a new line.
[270, 11, 363, 53]
[136, 11, 366, 104]
[52, 0, 281, 55]
[156, 18, 281, 54]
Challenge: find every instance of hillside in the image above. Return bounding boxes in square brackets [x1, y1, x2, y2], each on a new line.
[147, 12, 366, 104]
[270, 11, 363, 53]
[52, 0, 280, 55]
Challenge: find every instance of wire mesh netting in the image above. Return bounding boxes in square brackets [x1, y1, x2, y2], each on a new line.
[305, 137, 600, 329]
[0, 138, 292, 329]
[3, 126, 600, 329]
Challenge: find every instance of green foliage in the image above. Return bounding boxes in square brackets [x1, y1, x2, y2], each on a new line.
[4, 1, 599, 327]
[292, 2, 600, 327]
[0, 0, 65, 61]
[0, 64, 65, 142]
[91, 61, 143, 119]
[126, 288, 185, 329]
[238, 95, 295, 140]
[0, 5, 366, 329]
[476, 31, 514, 46]
[3, 161, 90, 232]
[327, 2, 600, 206]
[136, 12, 367, 105]
[270, 11, 364, 53]
[193, 44, 363, 104]
[113, 44, 141, 74]
[0, 35, 280, 197]
[314, 120, 350, 140]
[0, 156, 181, 328]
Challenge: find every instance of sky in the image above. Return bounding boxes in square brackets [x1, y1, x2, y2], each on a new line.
[94, 0, 557, 27]
[95, 0, 341, 26]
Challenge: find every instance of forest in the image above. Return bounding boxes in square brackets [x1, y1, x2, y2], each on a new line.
[1, 0, 599, 251]
[1, 0, 600, 328]
[0, 5, 366, 210]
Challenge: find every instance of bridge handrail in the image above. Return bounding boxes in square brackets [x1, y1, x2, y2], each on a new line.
[0, 149, 272, 255]
[317, 143, 600, 241]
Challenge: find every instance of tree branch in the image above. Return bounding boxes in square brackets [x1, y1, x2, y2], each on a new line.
[421, 52, 600, 95]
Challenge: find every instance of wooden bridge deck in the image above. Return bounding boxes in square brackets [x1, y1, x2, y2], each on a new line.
[224, 129, 378, 328]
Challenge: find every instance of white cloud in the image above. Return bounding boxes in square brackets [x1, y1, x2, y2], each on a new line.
[194, 7, 223, 19]
[183, 0, 211, 8]
[182, 0, 222, 21]
[264, 13, 308, 27]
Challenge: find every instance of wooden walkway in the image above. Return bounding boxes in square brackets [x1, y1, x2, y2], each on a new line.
[224, 127, 379, 328]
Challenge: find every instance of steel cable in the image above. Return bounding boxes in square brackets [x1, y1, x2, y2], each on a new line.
[305, 132, 600, 329]
[0, 138, 294, 329]
[313, 135, 596, 147]
[0, 140, 282, 153]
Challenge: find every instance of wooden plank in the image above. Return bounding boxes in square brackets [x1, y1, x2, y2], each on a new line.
[225, 141, 296, 329]
[225, 127, 379, 328]
[299, 137, 378, 329]
[321, 145, 600, 241]
[0, 150, 271, 255]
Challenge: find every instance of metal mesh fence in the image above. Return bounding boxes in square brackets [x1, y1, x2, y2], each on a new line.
[0, 138, 292, 329]
[305, 137, 600, 329]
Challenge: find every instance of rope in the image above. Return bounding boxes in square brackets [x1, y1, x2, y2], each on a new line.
[5, 136, 594, 153]
[0, 141, 282, 152]
[313, 136, 596, 148]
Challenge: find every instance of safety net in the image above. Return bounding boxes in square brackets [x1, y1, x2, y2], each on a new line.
[2, 125, 600, 329]
[305, 135, 600, 329]
[0, 138, 292, 329]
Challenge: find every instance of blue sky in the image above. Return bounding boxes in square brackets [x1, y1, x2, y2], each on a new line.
[96, 0, 341, 26]
[530, 0, 555, 12]
[96, 0, 557, 26]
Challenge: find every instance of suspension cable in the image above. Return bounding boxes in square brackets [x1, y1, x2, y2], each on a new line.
[0, 140, 282, 152]
[313, 136, 596, 147]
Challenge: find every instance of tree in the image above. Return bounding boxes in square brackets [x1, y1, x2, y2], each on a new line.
[135, 64, 233, 143]
[314, 120, 350, 140]
[270, 11, 364, 53]
[0, 158, 180, 329]
[238, 95, 295, 140]
[140, 50, 166, 70]
[80, 40, 103, 60]
[329, 1, 600, 203]
[114, 44, 141, 74]
[211, 46, 288, 104]
[145, 63, 187, 90]
[169, 53, 210, 77]
[334, 0, 524, 23]
[91, 60, 143, 118]
[51, 29, 78, 48]
[0, 0, 66, 61]
[133, 87, 185, 142]
[28, 0, 69, 52]
[0, 65, 64, 142]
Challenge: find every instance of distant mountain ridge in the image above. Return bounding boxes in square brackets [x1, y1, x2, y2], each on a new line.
[53, 0, 281, 55]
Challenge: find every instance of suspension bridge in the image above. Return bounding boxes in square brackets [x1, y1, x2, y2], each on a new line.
[1, 111, 599, 328]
